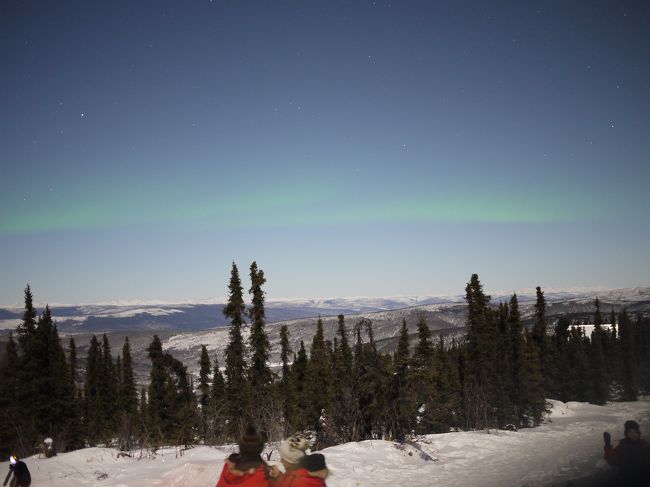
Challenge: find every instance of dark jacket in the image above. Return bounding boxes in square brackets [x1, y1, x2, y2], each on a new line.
[604, 438, 650, 486]
[3, 461, 31, 487]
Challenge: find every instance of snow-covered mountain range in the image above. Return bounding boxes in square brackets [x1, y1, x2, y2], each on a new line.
[1, 287, 647, 334]
[3, 287, 647, 384]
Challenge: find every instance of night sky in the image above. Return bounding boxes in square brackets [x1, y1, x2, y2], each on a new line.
[1, 1, 648, 305]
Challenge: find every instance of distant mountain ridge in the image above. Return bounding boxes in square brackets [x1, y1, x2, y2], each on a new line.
[2, 286, 647, 384]
[1, 287, 648, 333]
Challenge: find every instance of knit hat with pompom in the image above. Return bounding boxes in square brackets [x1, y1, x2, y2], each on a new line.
[239, 424, 264, 458]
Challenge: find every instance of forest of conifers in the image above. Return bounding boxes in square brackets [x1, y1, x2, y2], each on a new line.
[1, 263, 648, 460]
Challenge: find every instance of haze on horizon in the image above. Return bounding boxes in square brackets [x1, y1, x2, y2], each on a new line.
[1, 1, 649, 305]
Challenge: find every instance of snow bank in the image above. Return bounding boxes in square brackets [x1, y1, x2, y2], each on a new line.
[6, 400, 649, 487]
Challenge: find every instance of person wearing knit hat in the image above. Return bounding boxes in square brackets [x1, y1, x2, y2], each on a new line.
[603, 419, 650, 487]
[271, 436, 329, 487]
[215, 424, 271, 487]
[278, 434, 309, 466]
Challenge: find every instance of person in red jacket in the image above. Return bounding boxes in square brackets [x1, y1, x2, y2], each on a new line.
[603, 420, 650, 487]
[271, 435, 329, 487]
[216, 425, 271, 487]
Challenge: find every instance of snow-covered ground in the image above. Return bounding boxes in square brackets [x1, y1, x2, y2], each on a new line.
[6, 400, 648, 486]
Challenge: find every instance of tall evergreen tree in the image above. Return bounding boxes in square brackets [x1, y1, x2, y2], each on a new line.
[507, 294, 526, 426]
[147, 335, 171, 445]
[16, 284, 37, 350]
[391, 319, 415, 439]
[0, 334, 20, 458]
[116, 337, 138, 450]
[290, 341, 309, 431]
[331, 315, 357, 442]
[100, 334, 117, 440]
[463, 274, 495, 429]
[138, 387, 148, 445]
[14, 285, 39, 454]
[197, 345, 213, 442]
[354, 319, 390, 439]
[532, 286, 547, 343]
[198, 345, 212, 410]
[69, 338, 78, 386]
[248, 261, 272, 431]
[617, 310, 637, 401]
[207, 356, 226, 445]
[566, 326, 590, 402]
[279, 325, 294, 433]
[222, 262, 248, 436]
[120, 337, 138, 416]
[84, 335, 103, 445]
[532, 286, 553, 394]
[521, 332, 547, 425]
[410, 315, 438, 433]
[64, 338, 84, 451]
[493, 302, 512, 426]
[432, 337, 461, 432]
[589, 299, 609, 404]
[552, 316, 572, 401]
[30, 306, 76, 449]
[305, 317, 332, 440]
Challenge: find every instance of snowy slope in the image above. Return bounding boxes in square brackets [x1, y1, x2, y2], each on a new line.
[9, 399, 648, 487]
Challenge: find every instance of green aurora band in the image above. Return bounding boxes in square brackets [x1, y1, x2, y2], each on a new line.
[0, 180, 614, 235]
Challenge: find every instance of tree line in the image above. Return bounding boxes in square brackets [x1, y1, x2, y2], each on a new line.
[0, 267, 649, 459]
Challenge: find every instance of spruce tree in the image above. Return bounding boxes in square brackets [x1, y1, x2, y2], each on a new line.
[507, 294, 526, 426]
[117, 337, 138, 450]
[636, 314, 650, 394]
[197, 345, 212, 442]
[331, 315, 357, 442]
[138, 387, 148, 446]
[305, 317, 332, 439]
[566, 326, 590, 401]
[198, 345, 212, 410]
[463, 274, 495, 429]
[589, 300, 609, 404]
[521, 332, 547, 425]
[411, 314, 438, 433]
[392, 319, 415, 439]
[84, 335, 102, 445]
[100, 334, 117, 441]
[0, 334, 20, 458]
[69, 338, 78, 386]
[433, 337, 461, 432]
[16, 284, 37, 350]
[15, 285, 39, 453]
[354, 319, 389, 439]
[493, 302, 512, 426]
[66, 337, 84, 451]
[532, 286, 552, 394]
[28, 306, 76, 450]
[208, 356, 226, 444]
[279, 325, 294, 433]
[120, 337, 138, 416]
[223, 262, 248, 436]
[248, 262, 272, 412]
[617, 310, 637, 401]
[290, 341, 309, 431]
[147, 335, 170, 445]
[552, 316, 572, 401]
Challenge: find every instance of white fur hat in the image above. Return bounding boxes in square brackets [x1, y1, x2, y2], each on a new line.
[278, 434, 309, 464]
